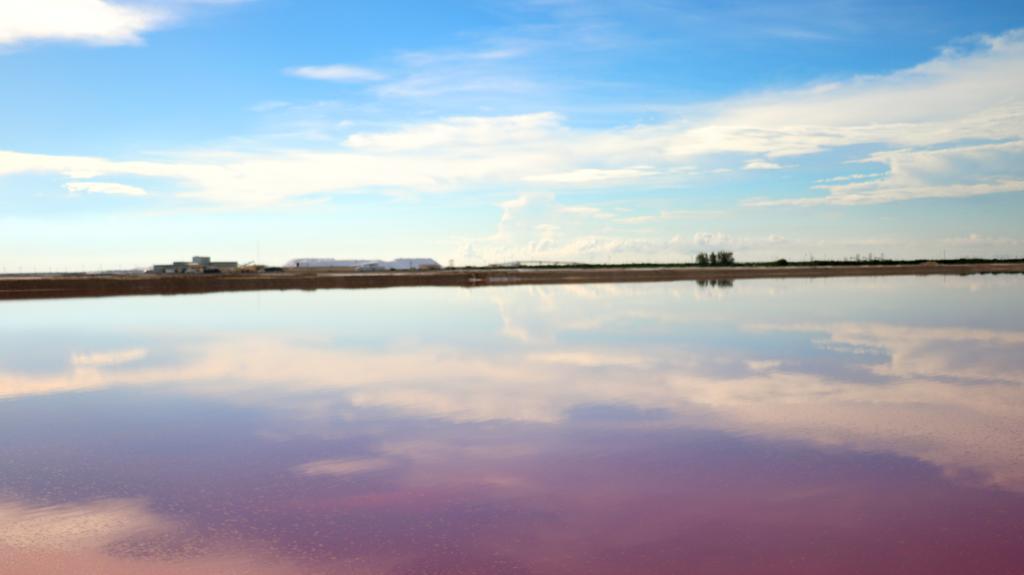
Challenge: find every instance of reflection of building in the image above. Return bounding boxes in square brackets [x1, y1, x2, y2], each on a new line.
[285, 258, 442, 271]
[151, 256, 239, 274]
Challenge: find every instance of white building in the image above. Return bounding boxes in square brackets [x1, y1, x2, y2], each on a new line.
[285, 258, 441, 271]
[356, 258, 442, 271]
[284, 258, 374, 269]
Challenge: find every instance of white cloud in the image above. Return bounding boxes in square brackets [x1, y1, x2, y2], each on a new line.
[398, 45, 529, 66]
[286, 64, 384, 83]
[72, 348, 147, 367]
[693, 231, 785, 248]
[456, 194, 756, 264]
[669, 31, 1024, 160]
[346, 112, 561, 151]
[1, 30, 1024, 206]
[0, 0, 244, 47]
[558, 205, 614, 218]
[693, 231, 730, 247]
[814, 172, 885, 183]
[64, 181, 147, 196]
[376, 72, 536, 98]
[526, 166, 658, 183]
[750, 140, 1024, 206]
[0, 0, 163, 46]
[743, 159, 783, 170]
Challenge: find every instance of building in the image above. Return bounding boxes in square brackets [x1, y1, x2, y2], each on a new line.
[355, 258, 442, 271]
[150, 256, 239, 274]
[285, 258, 441, 271]
[284, 258, 374, 270]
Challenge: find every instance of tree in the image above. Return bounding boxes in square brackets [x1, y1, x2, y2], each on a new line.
[696, 250, 735, 266]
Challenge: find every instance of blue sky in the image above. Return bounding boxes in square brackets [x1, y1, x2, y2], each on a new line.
[1, 0, 1023, 270]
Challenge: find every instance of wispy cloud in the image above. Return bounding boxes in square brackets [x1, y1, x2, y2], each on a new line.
[693, 231, 785, 248]
[295, 457, 394, 477]
[398, 45, 529, 66]
[557, 205, 615, 219]
[743, 160, 783, 170]
[72, 348, 148, 367]
[453, 193, 785, 264]
[65, 181, 147, 197]
[750, 141, 1024, 206]
[526, 166, 658, 184]
[345, 112, 560, 151]
[374, 38, 540, 99]
[814, 172, 885, 183]
[286, 64, 384, 82]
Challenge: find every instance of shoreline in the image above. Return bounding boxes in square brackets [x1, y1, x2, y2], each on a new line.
[1, 262, 1022, 302]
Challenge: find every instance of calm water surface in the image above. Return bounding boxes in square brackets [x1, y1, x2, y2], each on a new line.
[1, 275, 1023, 574]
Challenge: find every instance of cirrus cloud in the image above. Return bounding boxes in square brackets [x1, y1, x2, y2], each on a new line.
[64, 181, 147, 197]
[286, 64, 384, 83]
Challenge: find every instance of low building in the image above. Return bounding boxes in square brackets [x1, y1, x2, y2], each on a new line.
[150, 256, 238, 274]
[285, 258, 441, 271]
[356, 258, 442, 271]
[285, 258, 374, 269]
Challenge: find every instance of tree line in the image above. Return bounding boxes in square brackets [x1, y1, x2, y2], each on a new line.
[695, 251, 735, 266]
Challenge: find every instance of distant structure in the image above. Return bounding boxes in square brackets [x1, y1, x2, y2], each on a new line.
[488, 261, 584, 268]
[358, 258, 442, 271]
[151, 256, 239, 274]
[284, 258, 373, 270]
[285, 258, 442, 271]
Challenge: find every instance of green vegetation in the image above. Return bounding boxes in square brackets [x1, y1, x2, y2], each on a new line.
[695, 251, 735, 266]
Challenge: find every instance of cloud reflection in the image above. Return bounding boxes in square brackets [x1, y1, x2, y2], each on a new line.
[0, 497, 309, 574]
[296, 457, 395, 477]
[1, 282, 1023, 495]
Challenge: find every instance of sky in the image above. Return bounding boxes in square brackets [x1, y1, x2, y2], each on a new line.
[1, 0, 1023, 270]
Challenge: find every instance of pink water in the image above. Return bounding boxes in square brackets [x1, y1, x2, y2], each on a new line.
[1, 276, 1022, 574]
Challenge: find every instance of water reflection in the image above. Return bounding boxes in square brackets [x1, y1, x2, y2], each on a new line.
[695, 278, 733, 288]
[1, 275, 1023, 573]
[0, 498, 308, 574]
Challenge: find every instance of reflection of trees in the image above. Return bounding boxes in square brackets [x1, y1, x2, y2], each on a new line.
[696, 279, 734, 288]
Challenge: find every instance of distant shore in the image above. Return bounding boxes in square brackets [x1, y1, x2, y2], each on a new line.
[1, 262, 1022, 301]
